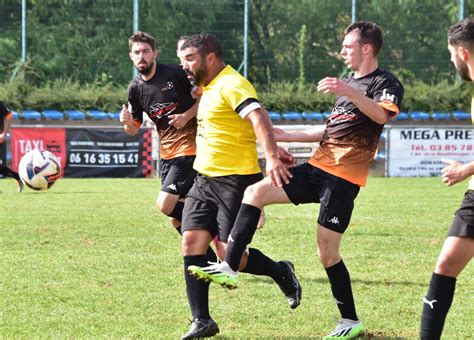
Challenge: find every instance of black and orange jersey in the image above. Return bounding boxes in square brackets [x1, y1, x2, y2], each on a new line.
[309, 68, 404, 186]
[128, 63, 197, 159]
[0, 101, 12, 133]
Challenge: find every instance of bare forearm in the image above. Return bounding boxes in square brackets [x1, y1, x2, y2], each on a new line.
[277, 126, 325, 142]
[462, 161, 474, 178]
[348, 89, 388, 125]
[252, 113, 278, 159]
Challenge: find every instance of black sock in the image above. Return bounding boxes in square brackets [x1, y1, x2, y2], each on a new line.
[241, 248, 286, 281]
[168, 201, 184, 221]
[0, 166, 20, 180]
[175, 227, 217, 262]
[225, 204, 261, 271]
[420, 272, 456, 340]
[183, 255, 211, 320]
[325, 260, 358, 321]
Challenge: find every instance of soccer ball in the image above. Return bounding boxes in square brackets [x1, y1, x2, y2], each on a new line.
[19, 149, 61, 191]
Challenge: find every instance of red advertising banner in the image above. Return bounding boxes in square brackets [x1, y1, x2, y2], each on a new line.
[11, 128, 67, 172]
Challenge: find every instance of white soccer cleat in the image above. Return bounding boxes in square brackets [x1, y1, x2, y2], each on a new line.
[323, 318, 364, 339]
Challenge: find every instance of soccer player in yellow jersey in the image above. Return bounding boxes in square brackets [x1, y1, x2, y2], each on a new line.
[191, 22, 405, 339]
[178, 33, 300, 339]
[420, 18, 474, 340]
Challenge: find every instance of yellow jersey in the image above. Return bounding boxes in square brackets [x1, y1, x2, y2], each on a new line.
[193, 65, 262, 177]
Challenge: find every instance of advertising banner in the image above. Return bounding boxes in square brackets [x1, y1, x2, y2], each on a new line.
[10, 128, 67, 172]
[65, 128, 153, 178]
[388, 127, 474, 177]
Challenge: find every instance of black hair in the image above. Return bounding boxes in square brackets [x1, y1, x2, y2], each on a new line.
[180, 33, 223, 60]
[448, 18, 474, 52]
[344, 21, 383, 56]
[128, 31, 156, 51]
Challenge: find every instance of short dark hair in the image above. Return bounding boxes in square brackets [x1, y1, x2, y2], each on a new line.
[128, 31, 156, 51]
[180, 33, 223, 60]
[344, 21, 383, 56]
[448, 18, 474, 52]
[177, 35, 190, 49]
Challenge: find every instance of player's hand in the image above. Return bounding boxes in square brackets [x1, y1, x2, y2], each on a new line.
[317, 77, 354, 97]
[276, 146, 296, 168]
[272, 127, 289, 142]
[266, 151, 293, 187]
[168, 114, 189, 129]
[0, 132, 6, 143]
[191, 86, 203, 99]
[441, 158, 468, 186]
[119, 104, 133, 124]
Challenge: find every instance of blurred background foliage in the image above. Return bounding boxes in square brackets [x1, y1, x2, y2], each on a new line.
[0, 0, 472, 112]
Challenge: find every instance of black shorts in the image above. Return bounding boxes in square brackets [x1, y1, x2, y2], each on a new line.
[182, 173, 263, 241]
[282, 163, 360, 233]
[448, 190, 474, 238]
[159, 156, 197, 198]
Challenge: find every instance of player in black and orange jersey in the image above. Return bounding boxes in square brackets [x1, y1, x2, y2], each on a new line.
[120, 31, 217, 262]
[420, 18, 474, 340]
[190, 22, 404, 339]
[178, 33, 300, 339]
[0, 101, 23, 193]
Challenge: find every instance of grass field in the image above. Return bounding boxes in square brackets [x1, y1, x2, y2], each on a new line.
[1, 177, 473, 338]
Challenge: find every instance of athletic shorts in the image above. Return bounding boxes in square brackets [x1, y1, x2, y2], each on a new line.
[448, 190, 474, 238]
[283, 163, 360, 233]
[182, 173, 263, 241]
[159, 155, 197, 198]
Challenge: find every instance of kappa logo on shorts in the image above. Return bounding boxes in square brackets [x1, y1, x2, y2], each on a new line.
[328, 216, 340, 225]
[167, 183, 177, 192]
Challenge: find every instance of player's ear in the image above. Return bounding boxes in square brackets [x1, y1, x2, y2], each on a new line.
[154, 49, 160, 58]
[207, 52, 217, 65]
[457, 46, 469, 62]
[362, 43, 372, 56]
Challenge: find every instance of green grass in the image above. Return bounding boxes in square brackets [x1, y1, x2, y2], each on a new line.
[1, 177, 472, 338]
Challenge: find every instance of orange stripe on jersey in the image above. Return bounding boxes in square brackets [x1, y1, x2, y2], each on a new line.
[132, 119, 142, 128]
[378, 100, 400, 120]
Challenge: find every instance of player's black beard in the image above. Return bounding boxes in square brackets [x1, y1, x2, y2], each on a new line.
[455, 56, 472, 81]
[456, 63, 471, 81]
[188, 64, 208, 86]
[137, 61, 155, 77]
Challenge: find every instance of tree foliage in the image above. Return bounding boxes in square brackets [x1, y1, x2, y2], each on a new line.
[0, 0, 472, 101]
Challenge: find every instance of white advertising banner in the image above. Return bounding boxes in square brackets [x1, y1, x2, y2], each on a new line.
[388, 127, 474, 177]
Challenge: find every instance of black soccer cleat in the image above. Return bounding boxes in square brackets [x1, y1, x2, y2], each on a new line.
[277, 260, 302, 309]
[181, 318, 220, 339]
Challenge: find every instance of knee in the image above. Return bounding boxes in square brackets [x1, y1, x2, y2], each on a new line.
[317, 238, 340, 268]
[243, 184, 264, 207]
[181, 231, 199, 255]
[435, 252, 458, 277]
[156, 196, 173, 215]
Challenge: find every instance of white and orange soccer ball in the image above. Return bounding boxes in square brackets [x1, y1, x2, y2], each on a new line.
[19, 149, 61, 191]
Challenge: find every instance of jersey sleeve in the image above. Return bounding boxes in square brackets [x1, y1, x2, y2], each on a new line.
[221, 77, 261, 118]
[373, 76, 404, 118]
[127, 83, 144, 128]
